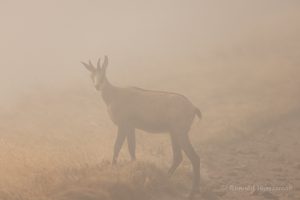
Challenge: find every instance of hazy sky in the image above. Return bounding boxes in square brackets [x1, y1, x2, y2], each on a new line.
[0, 0, 299, 103]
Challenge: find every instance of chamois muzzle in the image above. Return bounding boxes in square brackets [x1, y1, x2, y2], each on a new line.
[95, 84, 101, 91]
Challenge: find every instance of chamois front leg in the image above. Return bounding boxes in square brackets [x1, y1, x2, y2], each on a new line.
[112, 126, 127, 165]
[127, 128, 136, 161]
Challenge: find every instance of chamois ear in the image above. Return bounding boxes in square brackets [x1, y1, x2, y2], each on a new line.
[97, 58, 101, 71]
[88, 60, 94, 68]
[102, 55, 109, 71]
[81, 61, 95, 73]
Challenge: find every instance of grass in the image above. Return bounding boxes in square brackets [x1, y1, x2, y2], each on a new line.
[0, 160, 187, 200]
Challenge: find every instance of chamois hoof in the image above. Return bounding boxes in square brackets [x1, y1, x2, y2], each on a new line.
[167, 169, 175, 177]
[188, 188, 201, 200]
[111, 160, 117, 166]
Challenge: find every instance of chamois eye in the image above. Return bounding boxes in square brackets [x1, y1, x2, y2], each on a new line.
[90, 74, 95, 81]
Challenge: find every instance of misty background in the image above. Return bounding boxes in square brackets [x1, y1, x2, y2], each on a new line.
[1, 0, 299, 105]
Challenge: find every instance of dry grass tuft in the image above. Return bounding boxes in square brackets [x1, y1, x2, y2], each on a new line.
[6, 161, 185, 200]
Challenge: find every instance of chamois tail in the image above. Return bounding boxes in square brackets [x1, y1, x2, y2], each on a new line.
[195, 107, 202, 119]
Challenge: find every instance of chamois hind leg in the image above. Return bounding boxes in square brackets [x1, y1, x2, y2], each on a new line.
[127, 128, 136, 161]
[112, 126, 128, 165]
[176, 132, 200, 199]
[168, 134, 183, 176]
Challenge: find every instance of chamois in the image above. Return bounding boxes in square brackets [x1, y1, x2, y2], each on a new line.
[82, 56, 202, 198]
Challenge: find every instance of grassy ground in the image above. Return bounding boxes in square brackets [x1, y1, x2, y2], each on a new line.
[0, 56, 299, 200]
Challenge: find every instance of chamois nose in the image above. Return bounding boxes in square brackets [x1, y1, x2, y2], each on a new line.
[95, 84, 100, 91]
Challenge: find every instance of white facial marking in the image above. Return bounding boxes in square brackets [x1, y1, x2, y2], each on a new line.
[90, 73, 95, 83]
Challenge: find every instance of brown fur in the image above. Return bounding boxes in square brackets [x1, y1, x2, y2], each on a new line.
[82, 56, 202, 198]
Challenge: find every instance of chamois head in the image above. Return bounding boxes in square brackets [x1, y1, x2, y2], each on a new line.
[81, 56, 109, 91]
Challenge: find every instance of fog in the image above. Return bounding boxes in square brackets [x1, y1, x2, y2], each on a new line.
[1, 0, 299, 99]
[0, 1, 300, 199]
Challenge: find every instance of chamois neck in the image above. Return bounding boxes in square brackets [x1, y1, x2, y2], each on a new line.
[101, 77, 117, 105]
